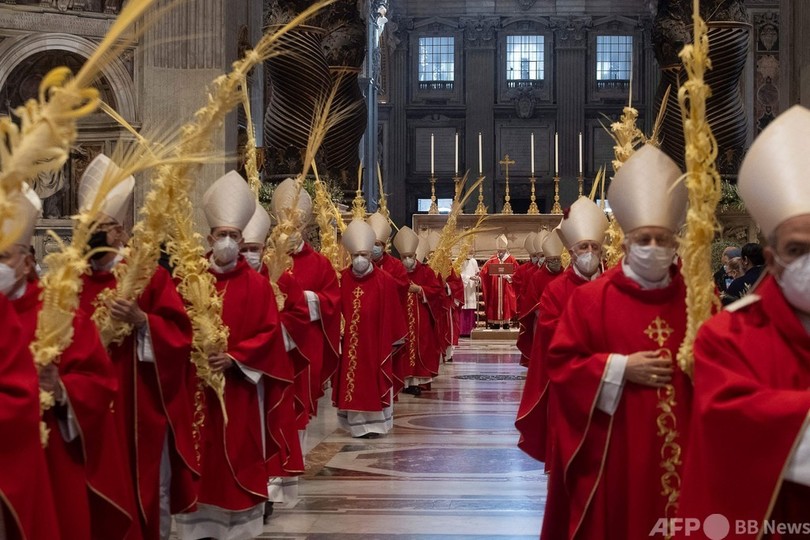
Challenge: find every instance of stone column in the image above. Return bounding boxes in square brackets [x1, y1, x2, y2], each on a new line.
[140, 0, 242, 233]
[387, 16, 409, 228]
[461, 16, 499, 213]
[553, 16, 589, 210]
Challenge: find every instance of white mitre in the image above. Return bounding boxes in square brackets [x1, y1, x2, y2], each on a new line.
[496, 234, 508, 250]
[202, 170, 256, 231]
[367, 212, 391, 243]
[738, 105, 810, 237]
[524, 232, 538, 255]
[2, 184, 41, 247]
[393, 226, 419, 255]
[271, 177, 313, 225]
[558, 197, 609, 248]
[77, 153, 135, 225]
[342, 219, 375, 254]
[542, 229, 565, 258]
[533, 230, 550, 255]
[608, 144, 686, 234]
[242, 204, 271, 245]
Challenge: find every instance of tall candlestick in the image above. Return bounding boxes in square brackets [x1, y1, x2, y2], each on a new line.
[578, 132, 583, 176]
[530, 132, 535, 176]
[478, 132, 483, 175]
[430, 133, 434, 176]
[554, 132, 559, 176]
[454, 132, 459, 175]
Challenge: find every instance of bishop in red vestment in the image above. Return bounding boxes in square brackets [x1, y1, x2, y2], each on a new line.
[77, 154, 198, 540]
[516, 214, 603, 470]
[515, 230, 549, 365]
[479, 234, 517, 328]
[175, 171, 292, 540]
[334, 220, 406, 437]
[393, 226, 443, 394]
[369, 212, 410, 393]
[676, 106, 810, 540]
[542, 146, 691, 540]
[16, 278, 135, 539]
[0, 193, 60, 540]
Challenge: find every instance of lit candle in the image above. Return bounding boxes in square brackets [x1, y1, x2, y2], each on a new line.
[530, 132, 535, 176]
[578, 132, 583, 176]
[454, 132, 459, 175]
[554, 132, 559, 176]
[478, 132, 483, 176]
[430, 133, 435, 176]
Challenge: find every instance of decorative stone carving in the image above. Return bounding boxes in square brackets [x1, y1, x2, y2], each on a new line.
[551, 16, 591, 45]
[512, 87, 536, 119]
[461, 16, 500, 48]
[752, 10, 780, 133]
[516, 0, 537, 10]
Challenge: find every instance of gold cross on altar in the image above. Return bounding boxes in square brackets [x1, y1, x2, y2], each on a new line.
[499, 154, 516, 180]
[644, 316, 674, 347]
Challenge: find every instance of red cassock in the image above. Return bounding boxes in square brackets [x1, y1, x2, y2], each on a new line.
[80, 265, 198, 539]
[14, 281, 135, 540]
[513, 260, 539, 316]
[333, 267, 406, 412]
[290, 242, 341, 411]
[515, 266, 581, 464]
[434, 273, 452, 356]
[480, 254, 518, 323]
[202, 256, 299, 510]
[403, 262, 444, 383]
[264, 265, 315, 431]
[676, 275, 810, 540]
[544, 265, 692, 540]
[374, 254, 409, 393]
[0, 294, 61, 540]
[515, 264, 556, 366]
[446, 270, 464, 347]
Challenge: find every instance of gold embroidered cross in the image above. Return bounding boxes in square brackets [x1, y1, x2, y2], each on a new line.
[644, 316, 674, 347]
[353, 287, 365, 300]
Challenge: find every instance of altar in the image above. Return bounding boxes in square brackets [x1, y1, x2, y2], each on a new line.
[411, 213, 564, 260]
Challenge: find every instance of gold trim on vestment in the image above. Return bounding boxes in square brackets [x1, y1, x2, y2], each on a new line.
[343, 286, 364, 403]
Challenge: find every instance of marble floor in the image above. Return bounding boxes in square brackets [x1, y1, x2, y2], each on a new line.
[180, 338, 546, 539]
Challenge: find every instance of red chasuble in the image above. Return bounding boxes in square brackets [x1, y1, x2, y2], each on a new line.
[515, 264, 558, 366]
[80, 264, 198, 538]
[402, 262, 444, 384]
[446, 270, 464, 346]
[13, 281, 134, 539]
[265, 265, 316, 431]
[676, 275, 810, 540]
[480, 253, 518, 323]
[544, 265, 692, 540]
[202, 256, 299, 510]
[515, 266, 584, 465]
[0, 294, 60, 540]
[513, 260, 539, 316]
[374, 253, 409, 393]
[334, 267, 406, 412]
[290, 242, 341, 409]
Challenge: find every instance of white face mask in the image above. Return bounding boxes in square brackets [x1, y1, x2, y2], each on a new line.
[243, 251, 262, 271]
[213, 237, 239, 265]
[352, 255, 371, 274]
[530, 256, 538, 265]
[371, 245, 384, 260]
[0, 262, 18, 296]
[403, 256, 416, 271]
[574, 251, 600, 275]
[776, 253, 810, 314]
[627, 243, 675, 282]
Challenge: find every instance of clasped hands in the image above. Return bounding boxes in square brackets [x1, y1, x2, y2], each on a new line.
[624, 350, 674, 388]
[108, 298, 148, 328]
[408, 283, 423, 294]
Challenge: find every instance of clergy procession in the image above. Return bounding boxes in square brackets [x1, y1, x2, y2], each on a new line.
[1, 0, 810, 539]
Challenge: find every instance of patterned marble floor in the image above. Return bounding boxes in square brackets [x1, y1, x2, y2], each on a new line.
[179, 338, 546, 539]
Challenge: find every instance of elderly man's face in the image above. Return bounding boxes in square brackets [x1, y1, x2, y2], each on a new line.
[0, 245, 34, 297]
[766, 214, 810, 280]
